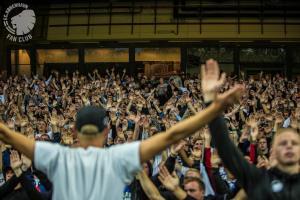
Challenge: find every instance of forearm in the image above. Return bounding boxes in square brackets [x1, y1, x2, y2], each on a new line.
[140, 102, 223, 163]
[52, 82, 60, 90]
[154, 104, 162, 113]
[23, 75, 30, 84]
[139, 171, 164, 200]
[172, 187, 187, 200]
[88, 73, 95, 81]
[168, 102, 222, 142]
[187, 102, 197, 115]
[45, 75, 52, 86]
[4, 130, 35, 160]
[181, 108, 191, 120]
[179, 150, 194, 167]
[126, 100, 133, 114]
[133, 123, 140, 141]
[225, 106, 239, 118]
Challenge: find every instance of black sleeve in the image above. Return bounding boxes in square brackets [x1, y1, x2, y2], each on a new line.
[111, 124, 117, 141]
[52, 132, 61, 143]
[184, 195, 198, 200]
[164, 156, 176, 173]
[211, 168, 230, 196]
[0, 175, 19, 198]
[19, 171, 51, 200]
[151, 174, 161, 188]
[207, 114, 264, 192]
[237, 141, 250, 156]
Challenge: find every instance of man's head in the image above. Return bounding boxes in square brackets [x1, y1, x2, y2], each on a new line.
[272, 128, 300, 170]
[193, 139, 203, 151]
[37, 121, 47, 133]
[183, 177, 205, 200]
[258, 137, 268, 152]
[75, 106, 109, 148]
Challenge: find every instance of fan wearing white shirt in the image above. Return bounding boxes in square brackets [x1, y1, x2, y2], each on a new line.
[0, 69, 244, 199]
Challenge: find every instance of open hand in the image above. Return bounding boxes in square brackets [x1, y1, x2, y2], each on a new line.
[10, 150, 22, 170]
[201, 59, 244, 108]
[201, 59, 226, 102]
[158, 166, 180, 192]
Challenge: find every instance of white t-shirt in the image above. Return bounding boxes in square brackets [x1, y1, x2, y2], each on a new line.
[34, 141, 142, 200]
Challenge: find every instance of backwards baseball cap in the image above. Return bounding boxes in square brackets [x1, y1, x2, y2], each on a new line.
[75, 106, 108, 134]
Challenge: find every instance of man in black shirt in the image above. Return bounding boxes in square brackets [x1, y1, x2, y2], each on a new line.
[202, 59, 300, 200]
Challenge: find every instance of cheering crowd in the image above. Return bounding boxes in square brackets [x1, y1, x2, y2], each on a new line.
[0, 60, 299, 200]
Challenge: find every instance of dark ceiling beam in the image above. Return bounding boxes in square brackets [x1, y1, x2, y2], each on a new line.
[49, 21, 300, 27]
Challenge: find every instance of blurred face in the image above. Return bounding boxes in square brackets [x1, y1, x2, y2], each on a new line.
[258, 138, 268, 151]
[273, 131, 300, 166]
[193, 139, 203, 150]
[149, 127, 157, 136]
[40, 134, 50, 141]
[38, 122, 47, 133]
[116, 137, 125, 144]
[184, 181, 204, 200]
[159, 78, 164, 84]
[5, 169, 14, 181]
[126, 131, 133, 142]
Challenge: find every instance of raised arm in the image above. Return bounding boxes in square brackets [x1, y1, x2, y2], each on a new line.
[201, 59, 263, 191]
[139, 59, 244, 163]
[138, 170, 165, 200]
[0, 123, 35, 160]
[158, 166, 187, 200]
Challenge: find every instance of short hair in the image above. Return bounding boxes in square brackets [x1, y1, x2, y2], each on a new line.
[185, 168, 201, 177]
[3, 167, 13, 181]
[258, 137, 267, 143]
[184, 177, 205, 191]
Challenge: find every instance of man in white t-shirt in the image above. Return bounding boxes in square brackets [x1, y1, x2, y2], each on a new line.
[0, 66, 244, 199]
